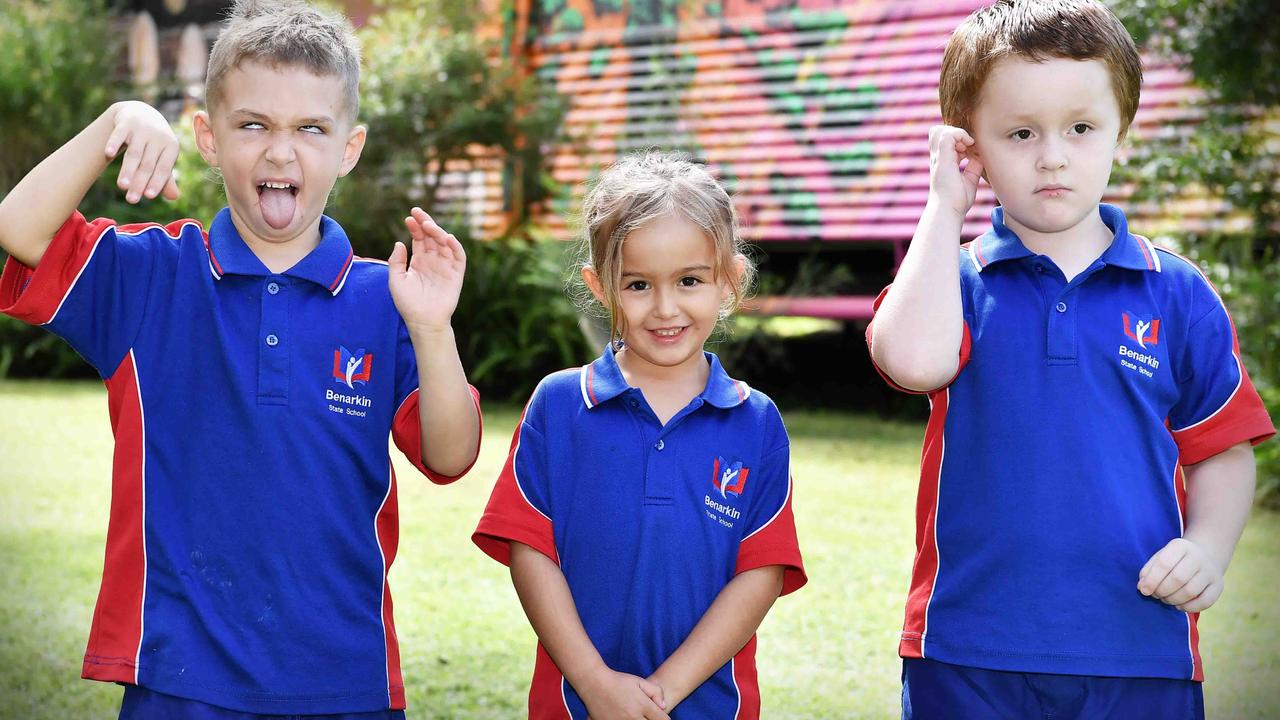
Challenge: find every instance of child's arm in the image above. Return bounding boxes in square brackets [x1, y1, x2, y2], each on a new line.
[389, 208, 481, 477]
[868, 126, 983, 391]
[1137, 441, 1256, 612]
[509, 542, 671, 720]
[0, 101, 178, 267]
[647, 565, 784, 711]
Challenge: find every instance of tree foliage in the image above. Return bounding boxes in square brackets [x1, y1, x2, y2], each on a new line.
[331, 1, 586, 399]
[1112, 0, 1280, 504]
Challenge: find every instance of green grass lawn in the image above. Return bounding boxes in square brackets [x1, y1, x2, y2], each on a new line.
[1, 380, 1277, 718]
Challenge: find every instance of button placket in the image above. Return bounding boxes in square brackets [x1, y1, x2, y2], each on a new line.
[257, 277, 290, 403]
[1046, 291, 1078, 363]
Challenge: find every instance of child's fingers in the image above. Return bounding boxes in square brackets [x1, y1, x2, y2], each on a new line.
[404, 216, 424, 241]
[126, 142, 165, 203]
[409, 206, 434, 231]
[961, 156, 985, 186]
[411, 207, 450, 240]
[105, 124, 131, 160]
[143, 146, 178, 199]
[387, 240, 408, 274]
[117, 139, 145, 194]
[409, 209, 464, 261]
[639, 678, 665, 708]
[641, 702, 671, 720]
[1178, 579, 1223, 613]
[1162, 568, 1210, 606]
[161, 174, 181, 201]
[442, 229, 466, 265]
[1150, 555, 1195, 600]
[421, 223, 464, 265]
[1137, 540, 1187, 595]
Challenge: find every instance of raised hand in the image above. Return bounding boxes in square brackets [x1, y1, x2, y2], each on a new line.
[104, 101, 180, 204]
[388, 207, 466, 334]
[1137, 537, 1225, 613]
[927, 124, 984, 218]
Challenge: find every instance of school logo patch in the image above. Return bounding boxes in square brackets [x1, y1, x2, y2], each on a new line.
[712, 457, 749, 498]
[1122, 312, 1160, 349]
[332, 346, 373, 389]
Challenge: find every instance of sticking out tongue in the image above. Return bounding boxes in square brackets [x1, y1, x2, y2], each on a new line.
[259, 187, 296, 230]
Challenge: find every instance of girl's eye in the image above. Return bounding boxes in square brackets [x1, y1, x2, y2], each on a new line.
[1072, 123, 1091, 135]
[625, 280, 649, 291]
[679, 276, 703, 287]
[1012, 129, 1032, 141]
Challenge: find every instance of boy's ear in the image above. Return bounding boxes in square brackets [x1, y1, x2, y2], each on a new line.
[338, 124, 367, 178]
[193, 111, 218, 167]
[581, 265, 607, 304]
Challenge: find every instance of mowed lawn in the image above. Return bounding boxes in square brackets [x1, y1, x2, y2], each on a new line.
[1, 380, 1277, 719]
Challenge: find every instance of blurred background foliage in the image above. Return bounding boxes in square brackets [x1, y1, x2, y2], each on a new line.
[1113, 0, 1279, 504]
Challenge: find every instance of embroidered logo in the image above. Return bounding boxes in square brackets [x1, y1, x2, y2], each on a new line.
[332, 346, 373, 389]
[712, 456, 749, 498]
[1122, 312, 1160, 349]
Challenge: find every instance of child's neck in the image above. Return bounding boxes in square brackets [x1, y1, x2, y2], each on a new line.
[616, 347, 711, 426]
[1004, 209, 1114, 282]
[229, 211, 323, 274]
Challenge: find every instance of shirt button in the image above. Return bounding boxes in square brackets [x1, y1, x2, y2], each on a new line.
[267, 281, 280, 295]
[629, 399, 639, 408]
[266, 334, 279, 347]
[1055, 301, 1068, 313]
[655, 439, 665, 451]
[1034, 264, 1045, 274]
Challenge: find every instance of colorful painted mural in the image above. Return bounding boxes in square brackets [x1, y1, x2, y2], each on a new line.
[452, 0, 1209, 317]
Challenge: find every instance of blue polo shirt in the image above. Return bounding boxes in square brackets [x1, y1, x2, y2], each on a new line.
[867, 204, 1274, 681]
[473, 347, 805, 719]
[0, 208, 481, 714]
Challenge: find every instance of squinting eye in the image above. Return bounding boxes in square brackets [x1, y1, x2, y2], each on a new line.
[241, 122, 265, 130]
[1012, 129, 1032, 140]
[300, 125, 325, 134]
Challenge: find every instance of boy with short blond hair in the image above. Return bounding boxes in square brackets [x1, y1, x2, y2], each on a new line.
[0, 1, 481, 717]
[867, 1, 1274, 718]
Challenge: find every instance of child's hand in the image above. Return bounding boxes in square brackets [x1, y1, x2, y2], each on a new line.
[1137, 538, 1225, 612]
[927, 125, 984, 218]
[104, 101, 180, 204]
[389, 208, 465, 334]
[580, 667, 669, 720]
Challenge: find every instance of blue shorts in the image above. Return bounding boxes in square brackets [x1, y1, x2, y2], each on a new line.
[118, 686, 408, 720]
[901, 658, 1204, 720]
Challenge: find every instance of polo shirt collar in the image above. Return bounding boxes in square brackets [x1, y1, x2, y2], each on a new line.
[580, 345, 750, 410]
[970, 203, 1161, 273]
[206, 207, 357, 295]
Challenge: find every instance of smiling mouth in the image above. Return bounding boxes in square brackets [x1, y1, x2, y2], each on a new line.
[651, 327, 687, 338]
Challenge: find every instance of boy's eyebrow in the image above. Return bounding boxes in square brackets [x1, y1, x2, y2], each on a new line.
[229, 109, 336, 126]
[1004, 107, 1104, 125]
